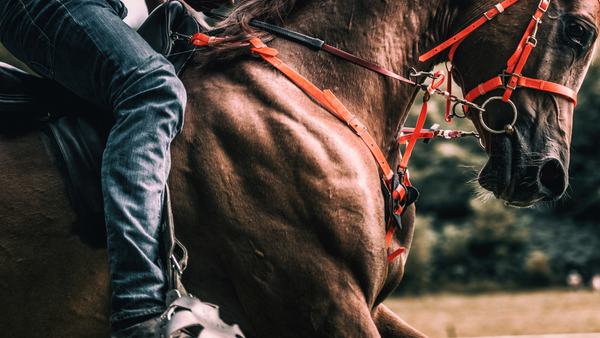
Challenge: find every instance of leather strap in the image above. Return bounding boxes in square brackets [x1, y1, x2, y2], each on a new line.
[464, 77, 505, 103]
[321, 44, 417, 87]
[385, 218, 405, 264]
[464, 74, 578, 109]
[160, 185, 189, 306]
[398, 71, 444, 173]
[244, 37, 396, 183]
[243, 36, 414, 262]
[419, 0, 520, 62]
[501, 0, 549, 102]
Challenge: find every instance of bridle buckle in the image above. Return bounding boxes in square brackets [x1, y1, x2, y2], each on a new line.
[500, 71, 522, 90]
[538, 0, 550, 12]
[526, 35, 538, 47]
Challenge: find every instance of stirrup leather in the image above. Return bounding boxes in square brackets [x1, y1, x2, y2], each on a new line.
[155, 295, 245, 338]
[159, 187, 245, 337]
[160, 185, 189, 306]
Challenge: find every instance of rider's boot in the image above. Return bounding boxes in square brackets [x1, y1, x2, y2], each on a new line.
[111, 294, 245, 338]
[110, 315, 194, 338]
[110, 315, 195, 338]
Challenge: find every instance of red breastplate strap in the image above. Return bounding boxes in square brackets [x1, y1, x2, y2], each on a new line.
[248, 38, 396, 183]
[241, 37, 408, 263]
[420, 0, 577, 116]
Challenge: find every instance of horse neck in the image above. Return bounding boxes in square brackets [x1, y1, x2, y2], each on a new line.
[270, 0, 463, 159]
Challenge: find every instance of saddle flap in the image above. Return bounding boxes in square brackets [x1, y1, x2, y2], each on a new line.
[0, 66, 47, 112]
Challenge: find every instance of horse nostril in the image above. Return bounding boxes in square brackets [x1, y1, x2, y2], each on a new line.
[539, 159, 566, 197]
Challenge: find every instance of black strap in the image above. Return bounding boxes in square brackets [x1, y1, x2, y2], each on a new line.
[160, 185, 189, 305]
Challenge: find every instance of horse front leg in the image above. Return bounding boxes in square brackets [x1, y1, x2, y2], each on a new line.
[373, 304, 428, 338]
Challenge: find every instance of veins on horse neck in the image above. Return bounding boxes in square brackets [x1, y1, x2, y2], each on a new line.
[274, 1, 433, 146]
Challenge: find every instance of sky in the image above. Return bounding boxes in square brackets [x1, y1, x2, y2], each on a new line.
[121, 0, 150, 29]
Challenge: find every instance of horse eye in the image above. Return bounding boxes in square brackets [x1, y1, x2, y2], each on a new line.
[566, 22, 587, 44]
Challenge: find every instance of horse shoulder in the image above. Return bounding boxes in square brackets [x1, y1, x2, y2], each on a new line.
[175, 61, 396, 336]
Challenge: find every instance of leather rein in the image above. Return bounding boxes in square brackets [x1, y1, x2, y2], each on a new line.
[189, 0, 577, 263]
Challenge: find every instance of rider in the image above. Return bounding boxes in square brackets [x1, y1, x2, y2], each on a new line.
[0, 0, 232, 336]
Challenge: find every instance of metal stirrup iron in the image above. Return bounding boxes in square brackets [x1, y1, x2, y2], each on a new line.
[158, 185, 245, 338]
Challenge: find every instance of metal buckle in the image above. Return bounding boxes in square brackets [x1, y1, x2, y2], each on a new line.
[484, 10, 494, 21]
[500, 71, 521, 90]
[171, 32, 192, 42]
[538, 0, 549, 12]
[506, 79, 519, 90]
[409, 68, 442, 80]
[526, 35, 538, 47]
[346, 116, 367, 136]
[484, 4, 504, 21]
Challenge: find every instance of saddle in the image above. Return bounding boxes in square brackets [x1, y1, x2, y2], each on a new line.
[0, 4, 248, 335]
[0, 0, 200, 246]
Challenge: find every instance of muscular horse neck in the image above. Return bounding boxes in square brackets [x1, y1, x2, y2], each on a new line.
[266, 0, 466, 164]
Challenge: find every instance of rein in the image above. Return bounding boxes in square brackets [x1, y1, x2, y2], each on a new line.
[188, 0, 577, 263]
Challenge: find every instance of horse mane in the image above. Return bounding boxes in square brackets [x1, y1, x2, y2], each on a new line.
[190, 0, 299, 69]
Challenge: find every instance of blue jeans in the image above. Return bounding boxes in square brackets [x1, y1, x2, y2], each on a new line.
[0, 0, 185, 326]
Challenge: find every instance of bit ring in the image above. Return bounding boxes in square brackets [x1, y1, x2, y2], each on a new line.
[479, 96, 518, 134]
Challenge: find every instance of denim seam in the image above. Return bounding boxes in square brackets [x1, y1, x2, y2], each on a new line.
[0, 1, 19, 38]
[15, 1, 55, 78]
[55, 0, 110, 62]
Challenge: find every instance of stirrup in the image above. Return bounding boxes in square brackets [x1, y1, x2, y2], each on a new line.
[155, 295, 245, 338]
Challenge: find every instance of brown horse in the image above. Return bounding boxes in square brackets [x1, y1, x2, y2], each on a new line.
[1, 0, 598, 337]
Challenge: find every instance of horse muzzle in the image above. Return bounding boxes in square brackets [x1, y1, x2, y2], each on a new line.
[477, 127, 569, 208]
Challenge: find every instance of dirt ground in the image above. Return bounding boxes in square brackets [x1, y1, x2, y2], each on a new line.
[384, 289, 600, 338]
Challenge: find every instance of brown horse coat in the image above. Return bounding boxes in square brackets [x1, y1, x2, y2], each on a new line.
[1, 0, 599, 337]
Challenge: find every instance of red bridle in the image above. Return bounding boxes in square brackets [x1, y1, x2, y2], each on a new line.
[420, 0, 578, 134]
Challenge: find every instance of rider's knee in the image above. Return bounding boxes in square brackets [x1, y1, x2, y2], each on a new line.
[111, 55, 186, 134]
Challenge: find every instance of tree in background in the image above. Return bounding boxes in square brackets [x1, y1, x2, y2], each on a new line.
[399, 61, 600, 294]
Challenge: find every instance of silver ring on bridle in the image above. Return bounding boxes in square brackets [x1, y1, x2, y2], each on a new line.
[479, 96, 517, 135]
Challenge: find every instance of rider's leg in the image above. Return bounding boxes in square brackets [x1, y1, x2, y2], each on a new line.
[0, 0, 184, 329]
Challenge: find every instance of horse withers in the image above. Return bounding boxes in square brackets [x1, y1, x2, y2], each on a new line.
[0, 0, 598, 337]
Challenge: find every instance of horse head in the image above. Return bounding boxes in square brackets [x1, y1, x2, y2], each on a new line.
[448, 0, 599, 207]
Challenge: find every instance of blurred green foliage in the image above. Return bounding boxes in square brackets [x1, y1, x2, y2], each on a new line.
[397, 62, 600, 294]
